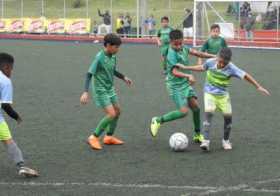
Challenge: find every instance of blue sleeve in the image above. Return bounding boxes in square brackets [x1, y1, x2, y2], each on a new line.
[88, 54, 102, 74]
[0, 81, 13, 104]
[203, 59, 214, 70]
[230, 64, 246, 79]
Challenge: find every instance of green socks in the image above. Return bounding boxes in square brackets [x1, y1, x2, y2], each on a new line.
[158, 110, 187, 123]
[192, 108, 201, 133]
[106, 116, 119, 136]
[94, 116, 115, 137]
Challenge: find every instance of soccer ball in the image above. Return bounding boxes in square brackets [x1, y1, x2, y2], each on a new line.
[169, 132, 189, 152]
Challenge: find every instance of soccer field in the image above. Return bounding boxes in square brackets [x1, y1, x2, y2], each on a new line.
[0, 40, 279, 196]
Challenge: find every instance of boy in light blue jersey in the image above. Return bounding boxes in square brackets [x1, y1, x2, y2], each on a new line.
[0, 53, 39, 177]
[181, 48, 270, 151]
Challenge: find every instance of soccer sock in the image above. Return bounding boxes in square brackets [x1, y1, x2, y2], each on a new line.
[192, 107, 201, 133]
[5, 141, 24, 169]
[106, 116, 119, 136]
[158, 110, 187, 123]
[94, 116, 115, 137]
[203, 112, 214, 140]
[223, 115, 232, 140]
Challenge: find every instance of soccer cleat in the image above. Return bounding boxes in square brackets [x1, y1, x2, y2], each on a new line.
[103, 135, 124, 145]
[222, 139, 232, 150]
[150, 117, 161, 137]
[200, 139, 210, 151]
[193, 133, 204, 143]
[18, 167, 39, 178]
[87, 135, 102, 150]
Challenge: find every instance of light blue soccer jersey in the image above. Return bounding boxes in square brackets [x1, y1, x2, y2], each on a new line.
[0, 71, 13, 123]
[203, 58, 246, 95]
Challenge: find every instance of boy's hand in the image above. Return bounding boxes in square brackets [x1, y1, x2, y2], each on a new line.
[124, 77, 133, 86]
[80, 92, 90, 105]
[257, 86, 270, 96]
[188, 75, 196, 85]
[16, 116, 22, 124]
[157, 40, 162, 46]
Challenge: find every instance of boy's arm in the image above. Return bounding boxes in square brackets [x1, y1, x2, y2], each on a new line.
[244, 73, 270, 96]
[2, 104, 22, 123]
[178, 64, 206, 72]
[172, 67, 196, 85]
[189, 48, 216, 59]
[98, 9, 104, 17]
[114, 70, 132, 86]
[156, 30, 161, 46]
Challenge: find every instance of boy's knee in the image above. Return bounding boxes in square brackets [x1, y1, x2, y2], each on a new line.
[180, 107, 188, 116]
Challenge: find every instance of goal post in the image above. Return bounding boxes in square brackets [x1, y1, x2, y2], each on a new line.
[193, 0, 280, 49]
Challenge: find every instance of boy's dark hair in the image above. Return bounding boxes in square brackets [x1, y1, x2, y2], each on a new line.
[169, 29, 183, 40]
[0, 53, 14, 68]
[104, 33, 122, 46]
[161, 16, 169, 22]
[210, 24, 220, 30]
[219, 48, 232, 64]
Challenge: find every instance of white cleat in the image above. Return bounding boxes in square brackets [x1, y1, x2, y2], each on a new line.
[200, 140, 210, 151]
[18, 167, 39, 178]
[222, 139, 232, 150]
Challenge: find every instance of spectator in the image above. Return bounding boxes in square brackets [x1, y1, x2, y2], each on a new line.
[263, 2, 277, 29]
[244, 14, 255, 41]
[123, 13, 132, 37]
[116, 14, 124, 35]
[240, 2, 252, 29]
[144, 15, 156, 36]
[183, 9, 193, 38]
[92, 20, 98, 36]
[97, 9, 111, 35]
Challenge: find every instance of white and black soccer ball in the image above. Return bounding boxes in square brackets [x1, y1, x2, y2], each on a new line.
[169, 132, 189, 152]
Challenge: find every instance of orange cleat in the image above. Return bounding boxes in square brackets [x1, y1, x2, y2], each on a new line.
[87, 135, 102, 150]
[103, 135, 124, 145]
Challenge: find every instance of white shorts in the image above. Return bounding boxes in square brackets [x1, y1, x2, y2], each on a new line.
[183, 27, 193, 38]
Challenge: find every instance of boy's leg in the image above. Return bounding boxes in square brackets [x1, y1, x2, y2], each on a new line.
[0, 122, 38, 177]
[217, 94, 233, 150]
[200, 93, 216, 151]
[150, 90, 188, 137]
[188, 96, 204, 143]
[88, 104, 117, 150]
[103, 103, 124, 145]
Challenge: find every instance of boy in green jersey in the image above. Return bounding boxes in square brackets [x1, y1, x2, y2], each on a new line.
[181, 48, 270, 151]
[156, 16, 173, 71]
[150, 29, 215, 143]
[198, 24, 227, 64]
[80, 34, 133, 150]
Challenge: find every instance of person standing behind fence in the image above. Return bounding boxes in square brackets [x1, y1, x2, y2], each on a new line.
[123, 13, 132, 37]
[144, 15, 156, 36]
[116, 14, 124, 36]
[244, 14, 255, 41]
[97, 9, 111, 35]
[183, 9, 193, 38]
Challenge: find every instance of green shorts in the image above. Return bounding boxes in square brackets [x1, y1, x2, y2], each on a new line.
[167, 86, 197, 109]
[160, 45, 169, 57]
[204, 92, 232, 114]
[0, 121, 12, 141]
[93, 88, 118, 108]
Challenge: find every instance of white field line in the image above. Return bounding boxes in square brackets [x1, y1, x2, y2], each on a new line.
[0, 178, 279, 194]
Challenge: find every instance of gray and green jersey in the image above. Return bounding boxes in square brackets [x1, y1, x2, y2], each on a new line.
[166, 46, 192, 90]
[201, 36, 227, 54]
[88, 50, 117, 92]
[203, 58, 246, 95]
[157, 26, 173, 46]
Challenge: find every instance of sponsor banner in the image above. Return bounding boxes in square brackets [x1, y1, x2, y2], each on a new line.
[6, 18, 25, 33]
[25, 18, 46, 33]
[47, 19, 66, 34]
[0, 19, 9, 32]
[65, 19, 91, 34]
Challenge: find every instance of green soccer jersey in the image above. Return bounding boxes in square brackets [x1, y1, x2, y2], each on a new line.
[166, 46, 192, 89]
[201, 36, 227, 54]
[157, 26, 173, 46]
[88, 50, 117, 92]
